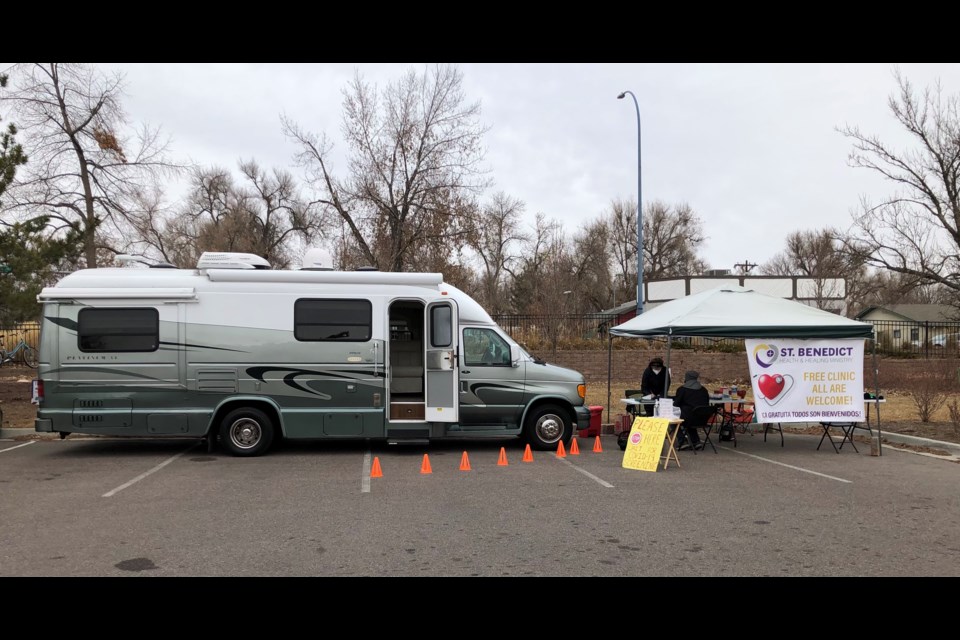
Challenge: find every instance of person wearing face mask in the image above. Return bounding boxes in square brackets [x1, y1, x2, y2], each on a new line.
[639, 356, 671, 416]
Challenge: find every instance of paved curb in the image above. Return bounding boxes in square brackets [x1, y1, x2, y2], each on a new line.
[877, 431, 960, 456]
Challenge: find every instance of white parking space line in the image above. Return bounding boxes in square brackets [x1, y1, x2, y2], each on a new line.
[721, 446, 852, 483]
[102, 443, 199, 497]
[361, 451, 371, 493]
[0, 441, 36, 453]
[553, 456, 615, 488]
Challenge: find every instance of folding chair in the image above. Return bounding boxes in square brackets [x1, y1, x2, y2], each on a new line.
[715, 405, 740, 448]
[731, 402, 755, 434]
[683, 405, 722, 454]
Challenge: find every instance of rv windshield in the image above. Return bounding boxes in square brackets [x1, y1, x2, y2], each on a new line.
[517, 343, 544, 364]
[497, 332, 543, 364]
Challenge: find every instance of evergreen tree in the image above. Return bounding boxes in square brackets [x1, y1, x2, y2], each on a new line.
[0, 216, 81, 323]
[0, 73, 28, 208]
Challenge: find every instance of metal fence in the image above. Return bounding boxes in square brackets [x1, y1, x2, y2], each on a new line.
[0, 322, 41, 354]
[870, 320, 960, 358]
[6, 317, 953, 359]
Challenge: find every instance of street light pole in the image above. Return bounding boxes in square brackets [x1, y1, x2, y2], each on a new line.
[617, 90, 643, 315]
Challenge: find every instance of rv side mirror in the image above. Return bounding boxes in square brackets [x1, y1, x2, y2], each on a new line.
[510, 344, 521, 368]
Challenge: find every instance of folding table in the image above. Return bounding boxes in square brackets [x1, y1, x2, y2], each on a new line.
[818, 422, 858, 453]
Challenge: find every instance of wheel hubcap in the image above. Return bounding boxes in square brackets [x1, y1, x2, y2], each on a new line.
[536, 414, 563, 443]
[229, 418, 261, 449]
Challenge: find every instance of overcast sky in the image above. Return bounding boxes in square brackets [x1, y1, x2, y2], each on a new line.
[94, 63, 958, 271]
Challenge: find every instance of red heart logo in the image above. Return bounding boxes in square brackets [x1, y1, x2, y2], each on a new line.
[758, 373, 785, 399]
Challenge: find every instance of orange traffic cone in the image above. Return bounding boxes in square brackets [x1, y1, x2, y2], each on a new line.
[459, 451, 472, 471]
[569, 438, 580, 455]
[522, 444, 534, 462]
[420, 453, 432, 475]
[497, 447, 509, 466]
[556, 441, 567, 458]
[370, 456, 383, 478]
[593, 436, 603, 453]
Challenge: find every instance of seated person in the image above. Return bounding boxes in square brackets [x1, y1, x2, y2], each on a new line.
[674, 370, 709, 450]
[640, 356, 670, 416]
[482, 343, 505, 364]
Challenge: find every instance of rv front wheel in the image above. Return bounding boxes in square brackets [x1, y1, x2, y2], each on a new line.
[523, 404, 572, 450]
[220, 407, 275, 457]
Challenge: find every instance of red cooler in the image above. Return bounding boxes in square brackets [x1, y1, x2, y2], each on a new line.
[579, 405, 603, 438]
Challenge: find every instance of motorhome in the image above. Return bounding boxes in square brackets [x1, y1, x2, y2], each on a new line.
[33, 252, 589, 456]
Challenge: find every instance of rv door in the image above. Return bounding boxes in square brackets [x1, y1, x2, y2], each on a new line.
[425, 300, 458, 421]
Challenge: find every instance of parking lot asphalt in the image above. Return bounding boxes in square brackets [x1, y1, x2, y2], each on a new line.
[1, 433, 958, 576]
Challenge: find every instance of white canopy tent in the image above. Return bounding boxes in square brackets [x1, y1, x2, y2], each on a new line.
[607, 285, 881, 451]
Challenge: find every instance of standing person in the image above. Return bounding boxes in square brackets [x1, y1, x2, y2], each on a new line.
[640, 356, 671, 416]
[674, 370, 710, 449]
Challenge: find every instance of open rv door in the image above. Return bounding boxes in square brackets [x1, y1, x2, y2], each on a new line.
[425, 300, 458, 421]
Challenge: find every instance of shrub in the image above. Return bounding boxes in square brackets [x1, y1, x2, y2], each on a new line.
[948, 398, 960, 437]
[904, 360, 956, 422]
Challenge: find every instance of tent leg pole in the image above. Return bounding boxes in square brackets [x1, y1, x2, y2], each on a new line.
[606, 333, 613, 424]
[664, 335, 673, 397]
[872, 336, 881, 456]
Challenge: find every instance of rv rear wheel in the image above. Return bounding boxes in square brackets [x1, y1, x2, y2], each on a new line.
[523, 403, 572, 450]
[219, 407, 275, 457]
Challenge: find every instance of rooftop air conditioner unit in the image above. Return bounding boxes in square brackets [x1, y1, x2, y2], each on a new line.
[300, 247, 334, 271]
[705, 269, 732, 277]
[196, 252, 271, 270]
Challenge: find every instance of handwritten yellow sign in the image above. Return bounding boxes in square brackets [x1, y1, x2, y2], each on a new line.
[621, 416, 670, 472]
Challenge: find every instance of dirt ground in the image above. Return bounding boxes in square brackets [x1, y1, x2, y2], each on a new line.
[0, 366, 37, 430]
[3, 367, 960, 447]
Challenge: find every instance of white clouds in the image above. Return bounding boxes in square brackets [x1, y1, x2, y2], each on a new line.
[98, 62, 959, 270]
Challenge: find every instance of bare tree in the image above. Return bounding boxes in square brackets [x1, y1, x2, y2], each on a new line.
[643, 200, 707, 279]
[149, 162, 320, 269]
[853, 270, 951, 309]
[123, 184, 181, 263]
[607, 197, 638, 306]
[282, 65, 490, 272]
[509, 214, 575, 315]
[570, 217, 613, 312]
[467, 192, 528, 314]
[605, 197, 707, 302]
[761, 228, 861, 311]
[1, 63, 181, 267]
[838, 70, 960, 305]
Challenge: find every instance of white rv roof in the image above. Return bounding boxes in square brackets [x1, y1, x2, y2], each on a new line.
[40, 268, 497, 325]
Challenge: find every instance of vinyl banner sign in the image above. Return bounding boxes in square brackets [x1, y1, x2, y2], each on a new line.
[745, 339, 865, 423]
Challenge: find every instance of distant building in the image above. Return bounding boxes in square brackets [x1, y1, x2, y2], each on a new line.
[855, 304, 959, 349]
[600, 275, 847, 323]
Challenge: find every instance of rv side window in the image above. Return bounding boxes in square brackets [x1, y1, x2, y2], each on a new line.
[463, 328, 510, 366]
[78, 308, 159, 352]
[430, 305, 452, 347]
[295, 299, 372, 341]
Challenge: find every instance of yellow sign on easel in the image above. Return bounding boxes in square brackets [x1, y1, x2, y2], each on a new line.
[621, 416, 671, 472]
